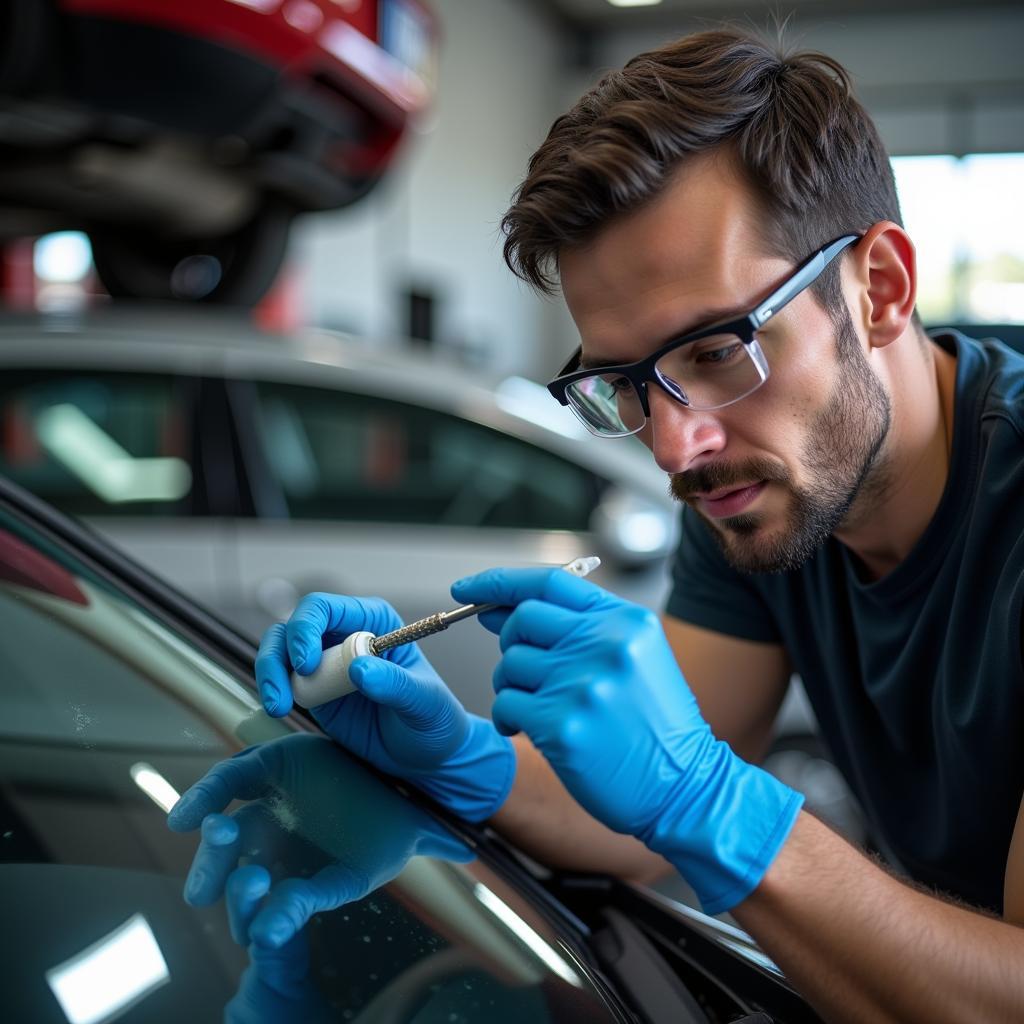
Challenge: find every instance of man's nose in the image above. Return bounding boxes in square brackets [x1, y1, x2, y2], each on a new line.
[644, 385, 727, 474]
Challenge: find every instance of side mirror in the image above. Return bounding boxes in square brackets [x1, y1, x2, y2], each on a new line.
[589, 486, 677, 570]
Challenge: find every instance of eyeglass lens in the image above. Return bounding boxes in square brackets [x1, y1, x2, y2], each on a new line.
[565, 333, 764, 435]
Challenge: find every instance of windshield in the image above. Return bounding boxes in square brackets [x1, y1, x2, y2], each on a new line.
[0, 497, 623, 1024]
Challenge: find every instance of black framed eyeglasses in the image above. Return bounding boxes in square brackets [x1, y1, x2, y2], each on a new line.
[546, 234, 860, 438]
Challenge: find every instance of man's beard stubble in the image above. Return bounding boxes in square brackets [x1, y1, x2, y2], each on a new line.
[669, 311, 892, 574]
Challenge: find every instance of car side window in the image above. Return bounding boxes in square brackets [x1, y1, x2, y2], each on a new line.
[249, 381, 601, 530]
[0, 370, 197, 518]
[0, 500, 625, 1024]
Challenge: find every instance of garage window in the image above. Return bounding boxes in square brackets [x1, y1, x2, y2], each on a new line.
[893, 152, 1024, 325]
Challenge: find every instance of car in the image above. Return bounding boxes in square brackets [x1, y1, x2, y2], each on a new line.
[0, 308, 680, 717]
[0, 472, 825, 1023]
[0, 0, 438, 303]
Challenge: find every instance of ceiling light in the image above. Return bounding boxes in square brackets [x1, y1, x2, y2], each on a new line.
[46, 914, 169, 1024]
[607, 0, 663, 7]
[130, 763, 180, 814]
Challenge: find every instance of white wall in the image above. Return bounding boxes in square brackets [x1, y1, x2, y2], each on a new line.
[289, 0, 566, 379]
[289, 3, 1024, 379]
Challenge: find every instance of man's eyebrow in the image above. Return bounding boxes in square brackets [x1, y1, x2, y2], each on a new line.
[578, 304, 749, 370]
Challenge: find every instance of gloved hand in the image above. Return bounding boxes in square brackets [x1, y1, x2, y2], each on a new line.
[168, 734, 472, 1023]
[451, 567, 804, 916]
[255, 594, 516, 822]
[223, 880, 332, 1024]
[168, 734, 473, 940]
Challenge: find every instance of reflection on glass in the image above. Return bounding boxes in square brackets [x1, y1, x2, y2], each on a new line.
[472, 883, 582, 988]
[45, 913, 170, 1024]
[170, 732, 622, 1021]
[34, 403, 192, 503]
[130, 762, 180, 814]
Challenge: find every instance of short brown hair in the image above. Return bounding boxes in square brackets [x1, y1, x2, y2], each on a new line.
[502, 27, 905, 322]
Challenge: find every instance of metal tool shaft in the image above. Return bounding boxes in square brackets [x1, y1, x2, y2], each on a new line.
[369, 604, 496, 654]
[368, 556, 600, 655]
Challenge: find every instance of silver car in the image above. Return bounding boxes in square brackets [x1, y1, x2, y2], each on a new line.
[0, 309, 678, 715]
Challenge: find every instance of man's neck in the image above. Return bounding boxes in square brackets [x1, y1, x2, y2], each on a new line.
[834, 332, 958, 582]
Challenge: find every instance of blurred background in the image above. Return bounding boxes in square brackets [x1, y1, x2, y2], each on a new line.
[0, 0, 1021, 846]
[3, 0, 1022, 361]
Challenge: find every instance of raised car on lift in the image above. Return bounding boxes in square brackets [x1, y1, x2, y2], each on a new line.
[0, 0, 437, 303]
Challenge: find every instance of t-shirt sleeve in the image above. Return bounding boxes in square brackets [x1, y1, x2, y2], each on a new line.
[664, 506, 781, 643]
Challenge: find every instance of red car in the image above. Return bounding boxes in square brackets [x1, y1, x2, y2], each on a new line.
[0, 0, 438, 303]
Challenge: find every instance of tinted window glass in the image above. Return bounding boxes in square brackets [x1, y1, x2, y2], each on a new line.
[0, 371, 196, 517]
[250, 381, 600, 530]
[0, 500, 621, 1023]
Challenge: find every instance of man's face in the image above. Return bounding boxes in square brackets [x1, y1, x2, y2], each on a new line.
[559, 152, 892, 574]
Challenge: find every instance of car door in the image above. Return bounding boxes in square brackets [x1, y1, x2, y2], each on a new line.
[225, 376, 614, 715]
[0, 366, 240, 620]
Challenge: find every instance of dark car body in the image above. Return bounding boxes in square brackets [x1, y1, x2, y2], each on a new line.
[0, 473, 822, 1023]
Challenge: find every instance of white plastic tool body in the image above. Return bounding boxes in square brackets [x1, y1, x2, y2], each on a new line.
[291, 631, 375, 709]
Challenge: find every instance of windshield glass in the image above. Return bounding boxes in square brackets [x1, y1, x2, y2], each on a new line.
[0, 498, 621, 1024]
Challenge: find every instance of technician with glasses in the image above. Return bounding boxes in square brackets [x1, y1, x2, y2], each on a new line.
[228, 28, 1024, 1022]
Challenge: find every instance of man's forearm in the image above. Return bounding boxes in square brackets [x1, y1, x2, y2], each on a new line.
[733, 812, 1024, 1024]
[487, 735, 672, 883]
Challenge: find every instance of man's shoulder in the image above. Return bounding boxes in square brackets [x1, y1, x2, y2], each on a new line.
[936, 327, 1024, 438]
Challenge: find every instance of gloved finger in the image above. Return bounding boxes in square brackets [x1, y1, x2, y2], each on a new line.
[224, 926, 315, 1023]
[168, 747, 273, 831]
[255, 623, 294, 718]
[183, 813, 241, 906]
[491, 686, 536, 738]
[233, 930, 313, 1013]
[451, 567, 616, 614]
[493, 644, 553, 694]
[249, 869, 369, 949]
[476, 606, 511, 636]
[414, 826, 475, 864]
[285, 593, 402, 675]
[498, 599, 580, 653]
[226, 864, 271, 946]
[349, 656, 465, 738]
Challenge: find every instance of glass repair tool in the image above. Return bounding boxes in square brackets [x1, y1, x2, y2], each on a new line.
[290, 556, 601, 709]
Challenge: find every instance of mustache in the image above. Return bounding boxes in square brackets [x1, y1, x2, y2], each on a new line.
[669, 457, 789, 502]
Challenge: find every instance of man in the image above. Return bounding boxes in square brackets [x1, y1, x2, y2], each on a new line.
[198, 28, 1024, 1022]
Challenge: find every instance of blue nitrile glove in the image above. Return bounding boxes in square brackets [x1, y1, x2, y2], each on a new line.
[254, 593, 516, 822]
[168, 734, 472, 947]
[451, 567, 804, 916]
[168, 734, 472, 1023]
[223, 870, 333, 1024]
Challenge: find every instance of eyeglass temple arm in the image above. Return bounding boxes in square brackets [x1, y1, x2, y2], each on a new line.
[749, 235, 859, 330]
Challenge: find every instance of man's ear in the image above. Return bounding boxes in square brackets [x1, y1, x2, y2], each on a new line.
[848, 221, 918, 349]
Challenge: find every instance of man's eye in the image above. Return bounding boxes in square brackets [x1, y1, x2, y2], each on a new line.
[695, 343, 742, 366]
[602, 375, 634, 394]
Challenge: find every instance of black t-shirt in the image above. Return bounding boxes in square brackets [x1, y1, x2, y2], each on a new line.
[665, 330, 1024, 913]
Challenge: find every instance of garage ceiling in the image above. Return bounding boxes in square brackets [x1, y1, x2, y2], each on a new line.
[533, 0, 1020, 31]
